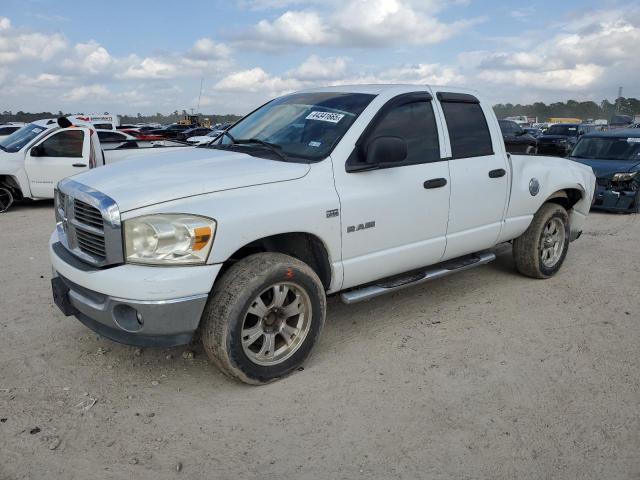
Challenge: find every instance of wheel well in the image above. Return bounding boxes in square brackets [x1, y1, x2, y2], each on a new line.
[546, 188, 582, 211]
[221, 233, 332, 290]
[0, 175, 23, 200]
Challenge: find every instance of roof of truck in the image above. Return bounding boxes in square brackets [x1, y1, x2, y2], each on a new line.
[297, 84, 477, 96]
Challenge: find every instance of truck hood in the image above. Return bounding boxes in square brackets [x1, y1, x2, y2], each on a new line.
[72, 147, 310, 212]
[569, 157, 640, 178]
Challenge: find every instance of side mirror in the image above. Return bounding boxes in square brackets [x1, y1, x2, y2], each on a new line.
[365, 136, 407, 166]
[30, 145, 43, 157]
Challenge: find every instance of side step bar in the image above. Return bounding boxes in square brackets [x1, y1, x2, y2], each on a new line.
[340, 251, 496, 304]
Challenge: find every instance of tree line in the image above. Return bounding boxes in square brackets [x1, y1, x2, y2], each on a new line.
[0, 109, 241, 125]
[493, 97, 640, 121]
[2, 97, 639, 125]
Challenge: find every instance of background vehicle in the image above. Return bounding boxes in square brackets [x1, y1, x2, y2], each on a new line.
[148, 123, 193, 139]
[118, 128, 165, 141]
[186, 129, 225, 145]
[49, 85, 595, 384]
[176, 127, 212, 141]
[0, 119, 191, 211]
[498, 119, 538, 154]
[68, 114, 119, 131]
[537, 123, 599, 156]
[97, 129, 143, 150]
[569, 129, 640, 212]
[0, 123, 25, 139]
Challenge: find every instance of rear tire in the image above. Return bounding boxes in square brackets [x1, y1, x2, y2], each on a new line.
[200, 253, 326, 384]
[513, 203, 570, 279]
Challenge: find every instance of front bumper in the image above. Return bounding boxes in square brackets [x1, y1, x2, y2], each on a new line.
[592, 183, 639, 213]
[49, 234, 221, 347]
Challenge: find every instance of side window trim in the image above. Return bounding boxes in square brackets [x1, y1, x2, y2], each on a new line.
[346, 91, 442, 171]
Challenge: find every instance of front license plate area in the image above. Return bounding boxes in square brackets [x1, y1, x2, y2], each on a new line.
[51, 277, 78, 316]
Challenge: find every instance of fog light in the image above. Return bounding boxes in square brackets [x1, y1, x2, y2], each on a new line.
[113, 304, 144, 332]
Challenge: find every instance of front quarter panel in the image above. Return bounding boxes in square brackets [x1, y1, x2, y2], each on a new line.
[120, 160, 343, 292]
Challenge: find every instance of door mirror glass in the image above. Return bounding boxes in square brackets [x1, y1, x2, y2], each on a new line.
[366, 136, 407, 165]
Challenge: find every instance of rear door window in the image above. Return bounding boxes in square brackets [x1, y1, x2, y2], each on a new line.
[439, 94, 494, 158]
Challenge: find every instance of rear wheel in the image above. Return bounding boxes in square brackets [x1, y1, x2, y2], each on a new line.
[513, 203, 570, 278]
[0, 187, 13, 213]
[200, 253, 326, 384]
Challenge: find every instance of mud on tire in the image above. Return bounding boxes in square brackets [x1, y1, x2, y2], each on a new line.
[513, 203, 570, 279]
[200, 253, 326, 385]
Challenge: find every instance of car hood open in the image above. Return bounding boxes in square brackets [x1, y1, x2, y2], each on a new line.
[72, 147, 310, 212]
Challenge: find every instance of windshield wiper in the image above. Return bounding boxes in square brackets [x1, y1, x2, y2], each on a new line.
[234, 138, 289, 162]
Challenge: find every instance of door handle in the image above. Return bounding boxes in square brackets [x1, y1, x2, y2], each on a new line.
[72, 163, 87, 168]
[423, 178, 447, 189]
[488, 169, 506, 178]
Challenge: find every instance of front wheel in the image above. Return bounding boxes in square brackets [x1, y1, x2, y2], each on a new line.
[0, 187, 14, 213]
[513, 203, 570, 278]
[200, 253, 326, 384]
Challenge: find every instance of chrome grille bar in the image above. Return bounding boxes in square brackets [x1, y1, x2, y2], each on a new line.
[55, 179, 123, 268]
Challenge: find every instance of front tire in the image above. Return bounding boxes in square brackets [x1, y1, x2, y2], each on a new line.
[201, 253, 326, 384]
[513, 203, 570, 279]
[0, 187, 14, 213]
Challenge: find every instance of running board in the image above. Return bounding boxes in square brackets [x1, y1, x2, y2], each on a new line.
[340, 251, 496, 304]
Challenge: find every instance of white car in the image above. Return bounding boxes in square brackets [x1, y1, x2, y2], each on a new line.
[0, 119, 192, 212]
[49, 85, 595, 384]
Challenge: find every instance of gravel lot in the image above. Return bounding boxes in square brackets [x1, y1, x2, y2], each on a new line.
[1, 201, 639, 479]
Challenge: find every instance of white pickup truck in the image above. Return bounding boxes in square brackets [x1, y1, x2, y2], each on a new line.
[0, 120, 187, 212]
[49, 85, 596, 384]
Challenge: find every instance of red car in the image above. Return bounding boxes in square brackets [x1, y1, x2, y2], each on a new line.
[120, 128, 164, 141]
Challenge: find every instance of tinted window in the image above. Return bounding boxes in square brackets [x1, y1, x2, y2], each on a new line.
[367, 101, 440, 164]
[571, 137, 640, 161]
[39, 130, 84, 157]
[0, 126, 19, 135]
[93, 123, 113, 130]
[441, 102, 493, 158]
[547, 124, 578, 136]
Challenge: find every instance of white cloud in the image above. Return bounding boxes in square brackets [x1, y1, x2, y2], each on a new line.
[0, 22, 67, 64]
[215, 67, 302, 94]
[62, 84, 111, 101]
[63, 41, 113, 75]
[254, 11, 331, 46]
[239, 0, 482, 48]
[289, 55, 347, 80]
[0, 17, 10, 30]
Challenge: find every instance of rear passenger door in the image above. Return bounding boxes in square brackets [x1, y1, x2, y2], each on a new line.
[334, 92, 451, 289]
[435, 92, 509, 260]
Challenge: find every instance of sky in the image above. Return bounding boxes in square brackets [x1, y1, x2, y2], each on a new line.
[0, 0, 639, 116]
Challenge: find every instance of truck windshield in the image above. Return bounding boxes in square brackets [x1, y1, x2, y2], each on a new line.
[571, 137, 640, 161]
[0, 123, 50, 153]
[213, 92, 376, 161]
[547, 125, 578, 136]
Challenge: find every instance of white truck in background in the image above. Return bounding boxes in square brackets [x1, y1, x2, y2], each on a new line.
[0, 119, 190, 212]
[48, 85, 596, 385]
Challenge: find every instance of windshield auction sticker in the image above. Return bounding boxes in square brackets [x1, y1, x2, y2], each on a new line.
[306, 111, 345, 123]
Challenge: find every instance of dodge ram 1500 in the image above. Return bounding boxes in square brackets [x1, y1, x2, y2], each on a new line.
[49, 85, 596, 384]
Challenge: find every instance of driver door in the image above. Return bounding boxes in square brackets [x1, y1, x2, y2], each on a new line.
[25, 128, 89, 198]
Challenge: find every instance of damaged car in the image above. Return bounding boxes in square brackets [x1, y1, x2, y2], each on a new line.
[569, 130, 640, 213]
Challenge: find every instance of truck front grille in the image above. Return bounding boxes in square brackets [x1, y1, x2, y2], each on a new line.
[74, 200, 104, 230]
[55, 179, 123, 268]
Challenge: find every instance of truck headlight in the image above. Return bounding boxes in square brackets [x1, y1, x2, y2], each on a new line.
[124, 214, 216, 265]
[612, 172, 638, 181]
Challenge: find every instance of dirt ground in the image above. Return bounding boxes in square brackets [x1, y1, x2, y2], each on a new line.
[1, 200, 639, 480]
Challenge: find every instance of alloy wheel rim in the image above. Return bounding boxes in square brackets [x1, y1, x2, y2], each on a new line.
[540, 217, 565, 268]
[241, 282, 312, 366]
